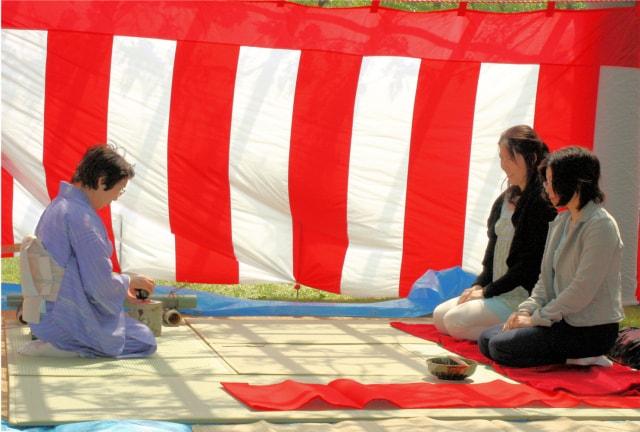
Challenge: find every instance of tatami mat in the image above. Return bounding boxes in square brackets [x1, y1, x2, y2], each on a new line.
[191, 417, 640, 432]
[6, 317, 638, 426]
[10, 373, 638, 425]
[188, 318, 433, 345]
[211, 343, 431, 376]
[193, 317, 508, 378]
[6, 325, 236, 377]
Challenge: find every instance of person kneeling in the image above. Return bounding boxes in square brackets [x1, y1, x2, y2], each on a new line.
[479, 147, 623, 367]
[20, 144, 157, 359]
[433, 126, 556, 340]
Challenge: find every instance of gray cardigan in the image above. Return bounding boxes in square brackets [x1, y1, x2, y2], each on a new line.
[518, 201, 624, 327]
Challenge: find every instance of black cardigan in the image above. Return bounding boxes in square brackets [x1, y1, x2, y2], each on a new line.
[475, 181, 557, 298]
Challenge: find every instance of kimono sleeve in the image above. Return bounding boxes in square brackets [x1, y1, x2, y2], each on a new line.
[67, 211, 129, 316]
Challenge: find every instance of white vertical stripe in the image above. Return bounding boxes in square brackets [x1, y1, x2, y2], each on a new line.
[12, 180, 46, 243]
[593, 66, 640, 305]
[107, 36, 176, 280]
[1, 30, 49, 211]
[462, 63, 539, 274]
[340, 56, 420, 297]
[229, 46, 300, 283]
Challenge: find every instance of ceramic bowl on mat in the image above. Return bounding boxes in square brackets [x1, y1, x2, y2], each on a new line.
[426, 356, 477, 380]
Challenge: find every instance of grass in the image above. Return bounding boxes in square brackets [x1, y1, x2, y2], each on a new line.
[3, 256, 639, 326]
[0, 257, 388, 303]
[623, 305, 640, 329]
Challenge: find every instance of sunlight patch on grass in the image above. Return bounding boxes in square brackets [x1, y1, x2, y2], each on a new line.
[622, 305, 640, 329]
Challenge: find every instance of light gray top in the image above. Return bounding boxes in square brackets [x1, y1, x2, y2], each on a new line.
[492, 199, 529, 311]
[518, 201, 624, 327]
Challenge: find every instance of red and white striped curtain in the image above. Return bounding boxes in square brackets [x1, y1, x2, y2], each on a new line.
[2, 1, 639, 302]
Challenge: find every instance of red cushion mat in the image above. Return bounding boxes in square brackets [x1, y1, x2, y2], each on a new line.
[390, 322, 640, 397]
[222, 378, 640, 411]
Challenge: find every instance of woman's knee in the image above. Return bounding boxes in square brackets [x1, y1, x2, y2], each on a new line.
[487, 335, 509, 361]
[433, 300, 454, 333]
[478, 324, 501, 359]
[484, 329, 542, 367]
[445, 321, 481, 340]
[441, 306, 488, 340]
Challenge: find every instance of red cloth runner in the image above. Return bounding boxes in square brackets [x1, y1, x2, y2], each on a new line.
[221, 322, 640, 412]
[390, 322, 640, 397]
[222, 379, 640, 411]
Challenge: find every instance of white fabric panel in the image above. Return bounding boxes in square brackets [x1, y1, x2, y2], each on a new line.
[593, 67, 640, 305]
[229, 46, 300, 283]
[1, 30, 49, 208]
[113, 205, 177, 279]
[340, 56, 420, 297]
[462, 63, 539, 274]
[107, 36, 176, 280]
[12, 180, 45, 243]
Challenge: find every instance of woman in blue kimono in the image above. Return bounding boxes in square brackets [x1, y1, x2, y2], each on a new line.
[21, 144, 157, 358]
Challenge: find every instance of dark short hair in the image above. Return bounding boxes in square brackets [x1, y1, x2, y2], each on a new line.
[540, 146, 604, 210]
[499, 125, 549, 201]
[71, 144, 135, 190]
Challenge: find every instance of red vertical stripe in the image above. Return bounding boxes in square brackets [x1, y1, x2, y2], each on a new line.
[399, 60, 480, 297]
[41, 31, 119, 270]
[534, 65, 599, 151]
[168, 41, 239, 283]
[289, 51, 361, 293]
[2, 169, 14, 257]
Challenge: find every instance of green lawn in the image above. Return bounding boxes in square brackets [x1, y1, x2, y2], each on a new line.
[623, 305, 640, 329]
[0, 256, 388, 303]
[3, 256, 638, 326]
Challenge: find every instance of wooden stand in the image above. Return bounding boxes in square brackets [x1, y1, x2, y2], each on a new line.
[125, 300, 162, 337]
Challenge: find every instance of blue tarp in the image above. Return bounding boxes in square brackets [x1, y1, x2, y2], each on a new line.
[1, 420, 191, 432]
[1, 266, 474, 318]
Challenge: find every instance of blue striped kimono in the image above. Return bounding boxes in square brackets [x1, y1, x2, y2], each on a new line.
[30, 181, 156, 358]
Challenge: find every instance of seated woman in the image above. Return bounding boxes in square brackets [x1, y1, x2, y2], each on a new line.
[20, 144, 157, 358]
[433, 125, 556, 341]
[479, 147, 624, 367]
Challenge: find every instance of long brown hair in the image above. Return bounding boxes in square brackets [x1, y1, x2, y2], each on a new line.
[499, 125, 549, 204]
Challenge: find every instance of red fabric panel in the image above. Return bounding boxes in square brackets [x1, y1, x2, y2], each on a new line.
[168, 41, 239, 283]
[1, 169, 14, 257]
[42, 31, 120, 271]
[2, 2, 638, 67]
[399, 60, 479, 297]
[534, 65, 599, 151]
[224, 380, 360, 410]
[289, 50, 360, 293]
[222, 378, 640, 411]
[391, 322, 640, 397]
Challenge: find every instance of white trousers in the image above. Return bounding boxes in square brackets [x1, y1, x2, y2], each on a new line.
[432, 296, 504, 341]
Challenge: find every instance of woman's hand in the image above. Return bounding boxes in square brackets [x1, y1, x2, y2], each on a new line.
[502, 311, 533, 331]
[126, 274, 155, 303]
[457, 285, 484, 305]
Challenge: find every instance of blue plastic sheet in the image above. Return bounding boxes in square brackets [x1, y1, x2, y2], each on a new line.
[2, 266, 474, 318]
[1, 420, 191, 431]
